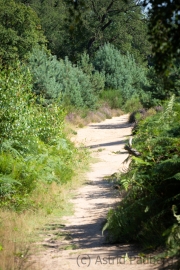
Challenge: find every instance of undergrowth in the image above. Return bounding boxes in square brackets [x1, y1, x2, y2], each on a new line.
[0, 64, 89, 270]
[65, 102, 123, 128]
[103, 96, 180, 267]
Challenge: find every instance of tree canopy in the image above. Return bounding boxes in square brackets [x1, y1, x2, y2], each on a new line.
[144, 0, 180, 74]
[0, 0, 46, 67]
[18, 0, 151, 64]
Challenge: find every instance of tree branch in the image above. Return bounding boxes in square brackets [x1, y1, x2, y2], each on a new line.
[101, 19, 112, 31]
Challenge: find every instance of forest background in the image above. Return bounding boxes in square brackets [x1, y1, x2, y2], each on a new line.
[0, 0, 179, 269]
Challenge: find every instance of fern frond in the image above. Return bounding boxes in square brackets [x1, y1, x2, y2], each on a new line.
[121, 176, 132, 190]
[159, 94, 175, 122]
[0, 175, 21, 185]
[102, 221, 109, 236]
[172, 205, 180, 223]
[1, 140, 21, 157]
[133, 156, 151, 165]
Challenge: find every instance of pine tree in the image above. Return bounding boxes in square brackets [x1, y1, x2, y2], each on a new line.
[28, 48, 97, 108]
[93, 43, 148, 102]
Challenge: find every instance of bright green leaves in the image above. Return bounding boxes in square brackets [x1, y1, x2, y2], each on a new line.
[0, 0, 46, 67]
[104, 98, 180, 250]
[0, 64, 82, 211]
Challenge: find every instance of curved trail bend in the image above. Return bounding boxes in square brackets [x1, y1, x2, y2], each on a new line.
[32, 114, 157, 270]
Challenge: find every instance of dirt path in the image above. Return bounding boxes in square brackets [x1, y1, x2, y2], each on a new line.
[31, 114, 160, 270]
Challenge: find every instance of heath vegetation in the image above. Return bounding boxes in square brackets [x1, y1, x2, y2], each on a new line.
[0, 0, 179, 269]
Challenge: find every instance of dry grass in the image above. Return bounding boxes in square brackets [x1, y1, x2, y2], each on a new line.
[0, 210, 44, 270]
[65, 104, 123, 128]
[0, 168, 88, 270]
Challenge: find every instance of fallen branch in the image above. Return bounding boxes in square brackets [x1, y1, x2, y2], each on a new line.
[124, 145, 141, 157]
[124, 136, 141, 157]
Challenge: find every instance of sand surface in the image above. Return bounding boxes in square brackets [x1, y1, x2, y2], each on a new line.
[30, 114, 161, 270]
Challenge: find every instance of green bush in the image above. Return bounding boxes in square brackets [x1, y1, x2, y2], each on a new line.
[28, 48, 97, 108]
[100, 89, 123, 109]
[104, 96, 180, 253]
[123, 96, 143, 112]
[78, 52, 105, 95]
[93, 43, 148, 102]
[0, 64, 83, 211]
[0, 65, 65, 146]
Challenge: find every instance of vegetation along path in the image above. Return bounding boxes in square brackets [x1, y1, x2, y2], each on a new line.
[31, 114, 159, 270]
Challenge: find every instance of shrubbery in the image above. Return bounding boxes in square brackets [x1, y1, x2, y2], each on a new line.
[103, 97, 180, 261]
[93, 43, 148, 103]
[0, 64, 83, 211]
[28, 48, 99, 108]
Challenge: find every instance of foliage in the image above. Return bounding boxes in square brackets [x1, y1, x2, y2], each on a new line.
[100, 89, 123, 109]
[103, 97, 180, 253]
[144, 65, 180, 105]
[0, 0, 46, 67]
[163, 206, 180, 257]
[93, 43, 148, 103]
[27, 48, 97, 108]
[123, 96, 143, 113]
[0, 65, 83, 211]
[18, 0, 68, 58]
[143, 0, 180, 74]
[78, 52, 105, 95]
[70, 0, 151, 63]
[144, 67, 167, 101]
[0, 65, 64, 145]
[19, 0, 151, 64]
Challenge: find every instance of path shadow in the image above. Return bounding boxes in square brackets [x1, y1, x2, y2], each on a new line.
[89, 122, 132, 130]
[59, 179, 122, 249]
[88, 139, 127, 149]
[75, 179, 120, 202]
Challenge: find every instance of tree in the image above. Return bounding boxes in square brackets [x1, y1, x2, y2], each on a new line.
[19, 0, 151, 64]
[93, 43, 148, 102]
[0, 0, 46, 67]
[17, 0, 70, 59]
[65, 0, 151, 64]
[143, 0, 180, 74]
[27, 48, 97, 108]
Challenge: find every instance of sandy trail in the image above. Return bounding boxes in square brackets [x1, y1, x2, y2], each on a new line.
[31, 114, 159, 270]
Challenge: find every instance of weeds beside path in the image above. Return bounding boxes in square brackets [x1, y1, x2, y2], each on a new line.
[30, 114, 159, 270]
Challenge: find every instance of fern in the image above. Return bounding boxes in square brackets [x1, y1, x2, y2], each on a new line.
[0, 175, 21, 197]
[104, 99, 180, 252]
[159, 94, 175, 123]
[172, 173, 180, 181]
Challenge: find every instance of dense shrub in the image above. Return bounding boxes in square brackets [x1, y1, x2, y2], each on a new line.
[78, 52, 105, 95]
[103, 96, 180, 257]
[28, 48, 97, 108]
[0, 65, 81, 211]
[100, 89, 123, 109]
[93, 43, 148, 102]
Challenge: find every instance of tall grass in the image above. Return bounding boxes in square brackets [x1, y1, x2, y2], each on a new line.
[0, 140, 89, 270]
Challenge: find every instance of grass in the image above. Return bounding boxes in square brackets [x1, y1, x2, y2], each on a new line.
[0, 150, 89, 270]
[64, 244, 78, 250]
[65, 103, 123, 128]
[0, 103, 125, 270]
[96, 148, 105, 152]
